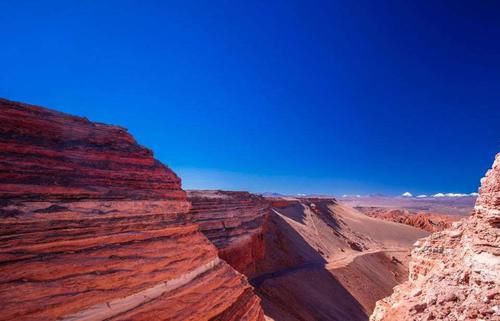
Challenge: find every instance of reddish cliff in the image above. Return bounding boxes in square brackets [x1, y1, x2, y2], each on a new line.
[371, 153, 500, 321]
[357, 207, 457, 232]
[188, 190, 270, 277]
[0, 98, 264, 321]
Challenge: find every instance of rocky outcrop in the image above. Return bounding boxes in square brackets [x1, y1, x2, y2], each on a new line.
[357, 207, 456, 232]
[188, 190, 270, 277]
[0, 98, 264, 321]
[371, 153, 500, 321]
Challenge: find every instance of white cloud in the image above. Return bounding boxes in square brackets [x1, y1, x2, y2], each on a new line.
[432, 192, 476, 198]
[402, 192, 413, 197]
[417, 194, 428, 198]
[445, 193, 467, 197]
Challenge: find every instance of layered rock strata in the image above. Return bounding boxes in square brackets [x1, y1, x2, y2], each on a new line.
[0, 98, 264, 321]
[188, 190, 270, 277]
[371, 153, 500, 321]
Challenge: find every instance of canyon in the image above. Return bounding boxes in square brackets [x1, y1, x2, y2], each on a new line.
[0, 98, 498, 321]
[188, 191, 429, 319]
[189, 192, 429, 319]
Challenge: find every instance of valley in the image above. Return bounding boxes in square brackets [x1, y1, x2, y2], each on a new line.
[0, 98, 497, 321]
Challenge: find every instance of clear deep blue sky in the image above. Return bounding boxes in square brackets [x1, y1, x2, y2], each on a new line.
[1, 1, 499, 195]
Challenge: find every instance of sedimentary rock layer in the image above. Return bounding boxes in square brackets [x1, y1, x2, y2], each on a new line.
[188, 190, 270, 277]
[0, 100, 184, 202]
[0, 98, 264, 321]
[371, 153, 500, 321]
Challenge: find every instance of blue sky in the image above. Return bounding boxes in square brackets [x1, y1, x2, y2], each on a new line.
[1, 1, 499, 195]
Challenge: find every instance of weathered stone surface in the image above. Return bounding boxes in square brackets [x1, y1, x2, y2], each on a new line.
[188, 190, 270, 277]
[0, 98, 264, 321]
[371, 153, 500, 321]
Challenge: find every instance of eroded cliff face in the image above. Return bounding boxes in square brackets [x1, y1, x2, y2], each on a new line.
[188, 190, 270, 277]
[0, 98, 264, 321]
[371, 153, 500, 321]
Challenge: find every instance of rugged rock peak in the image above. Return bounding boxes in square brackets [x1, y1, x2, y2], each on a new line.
[0, 98, 264, 321]
[188, 190, 270, 277]
[371, 153, 500, 321]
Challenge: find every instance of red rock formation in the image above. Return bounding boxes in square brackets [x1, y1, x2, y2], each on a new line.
[357, 207, 457, 232]
[188, 190, 270, 277]
[371, 153, 500, 321]
[0, 98, 264, 321]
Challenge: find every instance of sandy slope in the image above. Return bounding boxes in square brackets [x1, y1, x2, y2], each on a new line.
[328, 202, 429, 247]
[253, 198, 428, 321]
